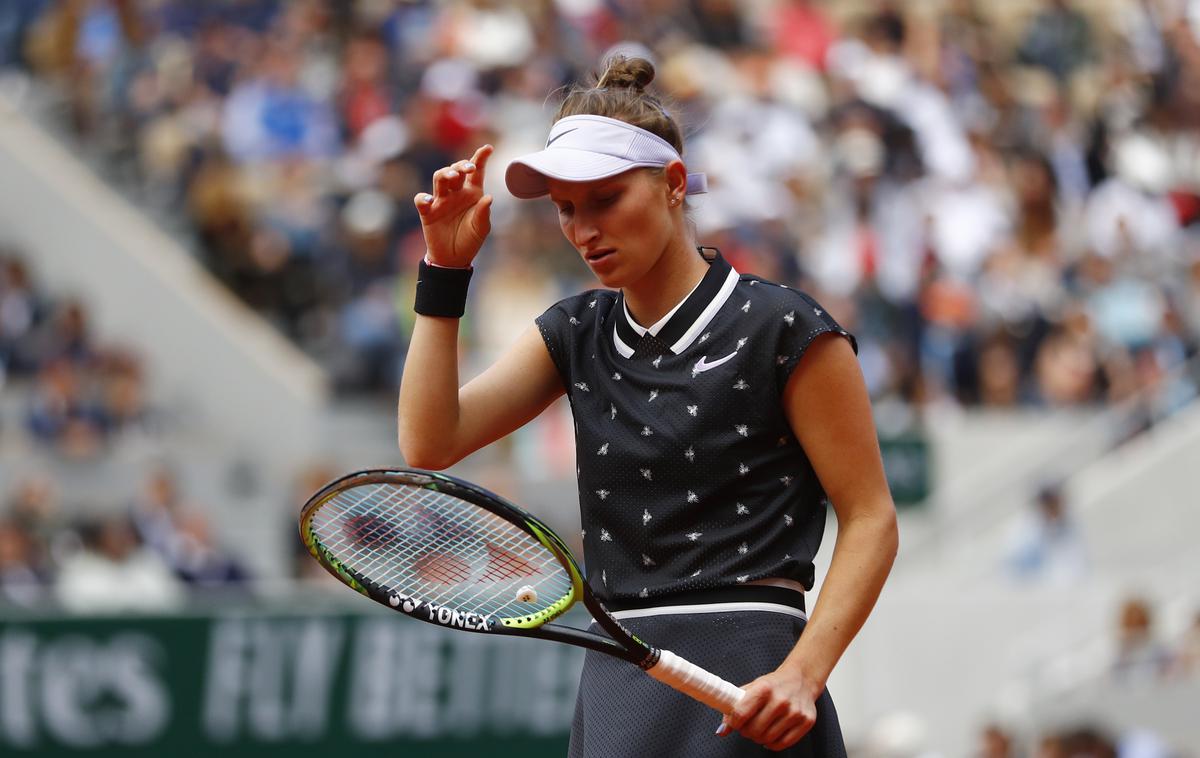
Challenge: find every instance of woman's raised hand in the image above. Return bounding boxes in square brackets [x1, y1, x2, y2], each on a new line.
[414, 144, 495, 268]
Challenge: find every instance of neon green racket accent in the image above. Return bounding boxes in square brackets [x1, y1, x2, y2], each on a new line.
[498, 587, 575, 629]
[497, 521, 582, 629]
[302, 518, 369, 597]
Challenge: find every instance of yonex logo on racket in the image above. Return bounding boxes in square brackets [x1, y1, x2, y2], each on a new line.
[389, 591, 493, 631]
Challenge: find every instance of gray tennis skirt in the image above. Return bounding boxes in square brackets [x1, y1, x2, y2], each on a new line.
[568, 595, 845, 758]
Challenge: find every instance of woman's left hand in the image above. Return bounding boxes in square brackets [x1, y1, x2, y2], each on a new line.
[717, 668, 822, 751]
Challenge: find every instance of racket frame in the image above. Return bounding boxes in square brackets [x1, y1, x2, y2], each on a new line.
[300, 468, 653, 664]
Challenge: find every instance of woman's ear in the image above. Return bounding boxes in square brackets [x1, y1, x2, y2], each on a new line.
[664, 159, 687, 206]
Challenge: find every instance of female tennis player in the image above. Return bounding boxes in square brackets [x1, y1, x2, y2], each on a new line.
[398, 56, 898, 756]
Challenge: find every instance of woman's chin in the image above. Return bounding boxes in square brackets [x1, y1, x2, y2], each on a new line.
[590, 268, 628, 289]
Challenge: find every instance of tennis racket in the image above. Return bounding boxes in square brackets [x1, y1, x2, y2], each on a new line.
[299, 467, 746, 715]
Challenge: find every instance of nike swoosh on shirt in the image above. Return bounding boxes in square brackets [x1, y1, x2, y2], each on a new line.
[546, 128, 578, 146]
[693, 352, 738, 374]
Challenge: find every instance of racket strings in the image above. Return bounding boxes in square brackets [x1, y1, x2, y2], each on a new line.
[414, 551, 472, 584]
[310, 482, 571, 619]
[483, 543, 537, 582]
[375, 488, 568, 616]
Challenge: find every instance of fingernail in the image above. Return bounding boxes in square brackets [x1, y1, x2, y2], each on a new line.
[422, 194, 433, 203]
[446, 170, 459, 179]
[715, 723, 730, 736]
[464, 162, 475, 170]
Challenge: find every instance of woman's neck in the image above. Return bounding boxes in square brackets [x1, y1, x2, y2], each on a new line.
[621, 237, 709, 328]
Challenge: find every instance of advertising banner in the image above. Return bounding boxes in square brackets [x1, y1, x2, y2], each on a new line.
[0, 610, 583, 756]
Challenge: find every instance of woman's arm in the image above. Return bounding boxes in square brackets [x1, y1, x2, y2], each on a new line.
[397, 143, 565, 469]
[722, 333, 899, 750]
[398, 321, 564, 469]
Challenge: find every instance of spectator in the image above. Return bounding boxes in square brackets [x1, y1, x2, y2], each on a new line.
[766, 0, 838, 72]
[1016, 0, 1097, 83]
[1118, 729, 1175, 758]
[1170, 608, 1200, 677]
[54, 514, 185, 614]
[1112, 596, 1173, 685]
[0, 253, 47, 378]
[128, 464, 189, 562]
[1058, 726, 1117, 758]
[7, 474, 67, 571]
[0, 519, 43, 608]
[25, 358, 109, 459]
[977, 723, 1016, 758]
[1005, 483, 1088, 585]
[165, 512, 251, 590]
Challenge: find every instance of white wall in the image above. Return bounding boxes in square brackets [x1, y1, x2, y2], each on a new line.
[821, 402, 1200, 754]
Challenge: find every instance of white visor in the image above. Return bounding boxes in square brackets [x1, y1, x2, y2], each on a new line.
[504, 114, 708, 199]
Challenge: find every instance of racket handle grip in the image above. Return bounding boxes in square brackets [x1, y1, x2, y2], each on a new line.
[646, 648, 746, 715]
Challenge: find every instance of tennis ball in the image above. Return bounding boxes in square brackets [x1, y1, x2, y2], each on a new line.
[516, 585, 538, 603]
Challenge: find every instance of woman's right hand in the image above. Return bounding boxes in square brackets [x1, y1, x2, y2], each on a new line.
[414, 144, 495, 268]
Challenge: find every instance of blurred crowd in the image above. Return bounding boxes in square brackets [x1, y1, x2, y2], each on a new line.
[0, 0, 1195, 415]
[0, 248, 151, 459]
[0, 248, 254, 610]
[0, 465, 252, 613]
[972, 721, 1181, 758]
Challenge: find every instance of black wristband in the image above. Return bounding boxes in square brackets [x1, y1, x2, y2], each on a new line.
[414, 258, 473, 318]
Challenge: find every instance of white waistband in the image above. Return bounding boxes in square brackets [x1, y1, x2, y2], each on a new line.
[598, 601, 807, 622]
